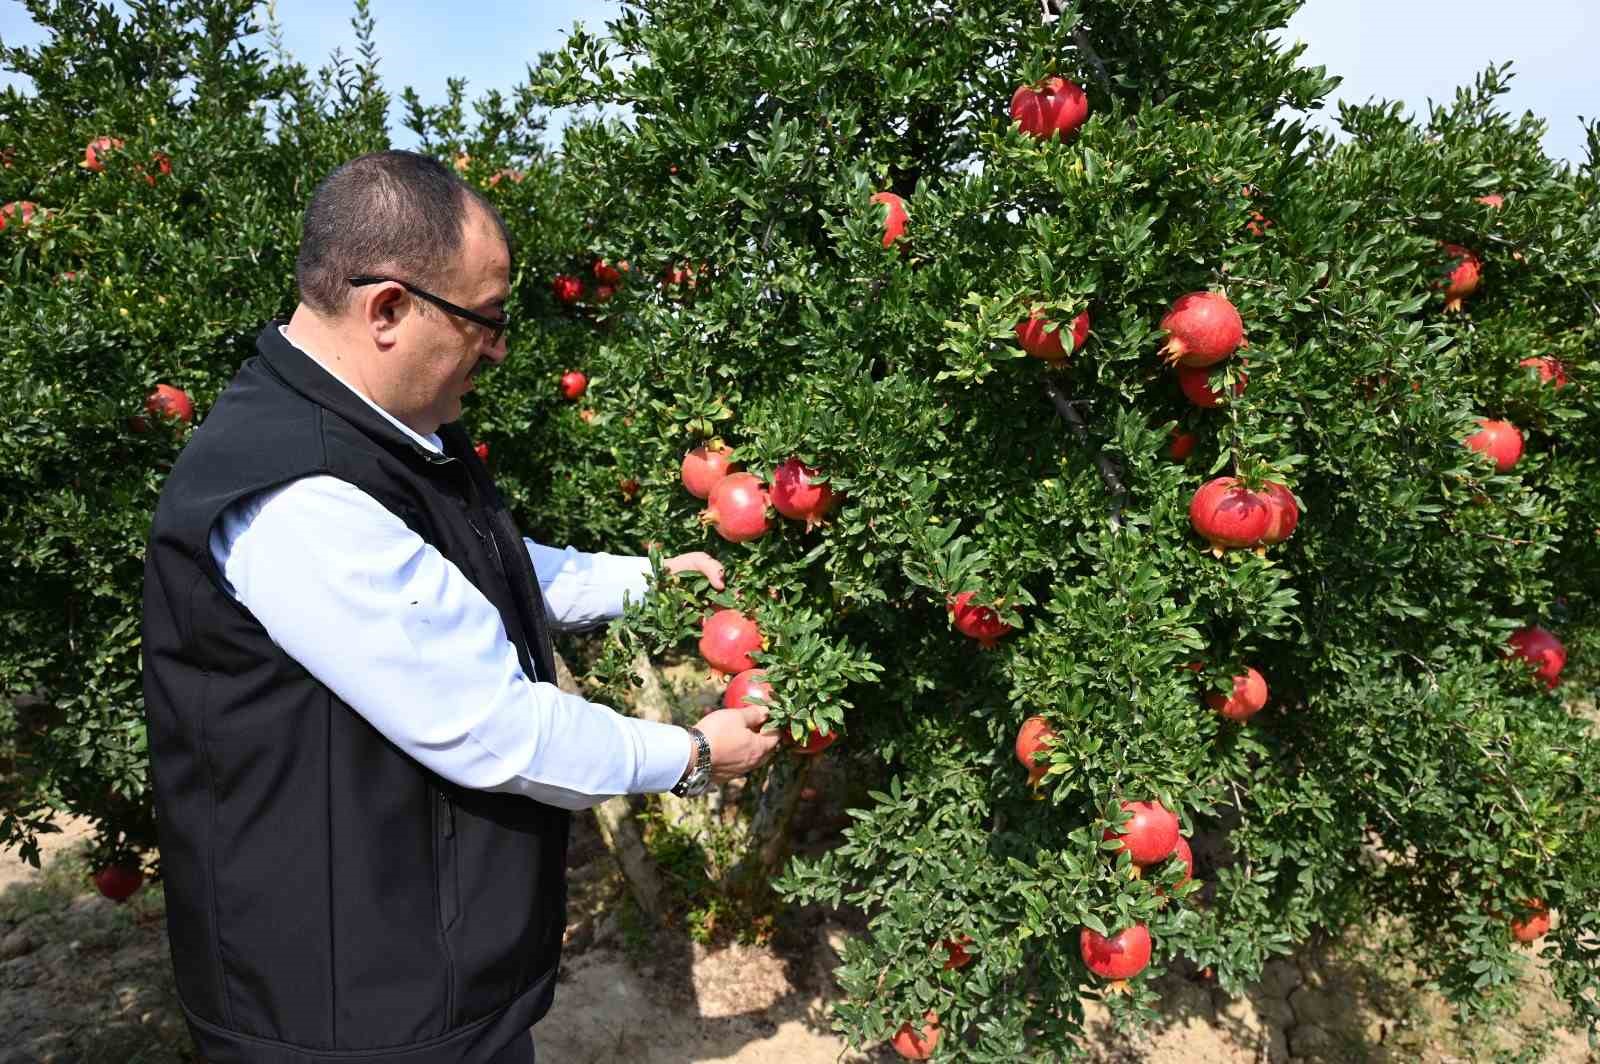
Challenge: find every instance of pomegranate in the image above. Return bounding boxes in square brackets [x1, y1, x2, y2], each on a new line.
[1207, 666, 1269, 722]
[942, 934, 974, 971]
[593, 258, 627, 285]
[1079, 924, 1152, 981]
[663, 263, 698, 290]
[890, 1011, 940, 1060]
[1519, 356, 1568, 389]
[145, 384, 194, 425]
[681, 443, 739, 499]
[1437, 244, 1482, 312]
[1009, 76, 1089, 140]
[551, 274, 584, 305]
[473, 441, 489, 462]
[1176, 363, 1247, 408]
[1258, 482, 1300, 546]
[81, 135, 125, 172]
[593, 283, 617, 304]
[619, 477, 640, 501]
[1167, 429, 1197, 462]
[947, 591, 1014, 649]
[1189, 477, 1272, 551]
[1103, 800, 1180, 866]
[0, 200, 39, 232]
[702, 472, 772, 542]
[486, 168, 525, 187]
[1507, 626, 1566, 689]
[871, 191, 908, 248]
[560, 371, 588, 400]
[1015, 309, 1090, 361]
[1245, 211, 1273, 237]
[771, 457, 838, 530]
[722, 668, 772, 709]
[93, 863, 144, 902]
[1510, 900, 1551, 943]
[1014, 716, 1054, 787]
[1171, 836, 1194, 889]
[699, 609, 764, 674]
[1476, 193, 1505, 209]
[139, 151, 172, 186]
[791, 726, 838, 756]
[1464, 418, 1523, 473]
[1160, 291, 1244, 367]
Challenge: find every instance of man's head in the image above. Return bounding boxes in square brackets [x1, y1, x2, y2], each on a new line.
[290, 150, 513, 434]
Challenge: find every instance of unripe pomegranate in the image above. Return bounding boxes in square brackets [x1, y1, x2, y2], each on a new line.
[871, 191, 908, 248]
[1519, 356, 1568, 389]
[1208, 666, 1269, 722]
[92, 863, 143, 902]
[1103, 800, 1180, 866]
[1080, 924, 1152, 980]
[1015, 309, 1090, 361]
[1176, 363, 1247, 408]
[551, 274, 584, 305]
[1160, 292, 1244, 367]
[722, 668, 772, 709]
[947, 591, 1014, 649]
[1437, 244, 1482, 312]
[145, 383, 194, 425]
[0, 200, 39, 231]
[681, 443, 739, 499]
[1189, 477, 1272, 551]
[890, 1011, 940, 1060]
[790, 726, 837, 756]
[1009, 76, 1089, 140]
[81, 135, 125, 172]
[699, 609, 764, 674]
[702, 472, 772, 542]
[942, 934, 974, 971]
[1465, 418, 1523, 473]
[1167, 429, 1198, 462]
[771, 457, 838, 530]
[559, 371, 588, 400]
[1510, 900, 1550, 943]
[1258, 482, 1300, 546]
[1507, 626, 1566, 689]
[1014, 716, 1054, 787]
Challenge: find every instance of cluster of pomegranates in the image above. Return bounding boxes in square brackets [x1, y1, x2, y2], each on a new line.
[1188, 475, 1299, 555]
[681, 441, 840, 541]
[551, 256, 628, 309]
[698, 607, 836, 755]
[1160, 289, 1248, 409]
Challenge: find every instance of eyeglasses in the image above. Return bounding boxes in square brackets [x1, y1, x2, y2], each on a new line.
[347, 275, 509, 345]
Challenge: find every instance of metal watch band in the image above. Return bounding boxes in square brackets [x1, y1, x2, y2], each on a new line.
[671, 726, 713, 798]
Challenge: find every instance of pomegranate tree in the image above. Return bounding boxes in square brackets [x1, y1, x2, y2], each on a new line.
[702, 471, 772, 542]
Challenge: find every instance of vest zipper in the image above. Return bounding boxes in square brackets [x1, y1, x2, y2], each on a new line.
[434, 787, 460, 1027]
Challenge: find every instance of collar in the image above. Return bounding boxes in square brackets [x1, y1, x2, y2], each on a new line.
[276, 325, 444, 455]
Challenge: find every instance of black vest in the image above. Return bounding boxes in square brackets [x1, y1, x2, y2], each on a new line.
[142, 323, 568, 1063]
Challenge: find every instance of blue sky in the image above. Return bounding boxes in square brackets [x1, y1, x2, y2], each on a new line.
[2, 1, 1595, 163]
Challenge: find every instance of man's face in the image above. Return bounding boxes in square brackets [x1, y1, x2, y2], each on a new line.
[395, 205, 510, 432]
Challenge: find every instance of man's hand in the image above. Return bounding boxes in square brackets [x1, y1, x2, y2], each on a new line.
[693, 705, 781, 784]
[663, 551, 725, 590]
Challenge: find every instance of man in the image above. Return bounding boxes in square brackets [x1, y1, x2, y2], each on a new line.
[141, 150, 779, 1064]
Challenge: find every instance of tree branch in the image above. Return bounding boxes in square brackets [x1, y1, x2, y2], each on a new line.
[1040, 376, 1127, 526]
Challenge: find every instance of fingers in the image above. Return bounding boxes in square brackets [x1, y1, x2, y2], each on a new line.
[739, 704, 770, 730]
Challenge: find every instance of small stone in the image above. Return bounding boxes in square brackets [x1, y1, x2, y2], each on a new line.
[67, 892, 112, 916]
[1, 954, 43, 988]
[0, 926, 36, 960]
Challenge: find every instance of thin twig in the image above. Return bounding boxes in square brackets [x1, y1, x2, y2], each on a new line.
[1039, 376, 1127, 527]
[1071, 27, 1113, 95]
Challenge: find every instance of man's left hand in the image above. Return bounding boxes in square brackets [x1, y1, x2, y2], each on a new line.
[663, 551, 725, 590]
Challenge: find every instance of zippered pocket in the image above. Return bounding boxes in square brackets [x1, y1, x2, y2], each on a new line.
[435, 789, 460, 931]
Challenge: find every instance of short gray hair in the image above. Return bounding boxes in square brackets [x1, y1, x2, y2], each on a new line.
[294, 150, 513, 315]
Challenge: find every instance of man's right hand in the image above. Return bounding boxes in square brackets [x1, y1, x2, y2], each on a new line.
[694, 705, 782, 784]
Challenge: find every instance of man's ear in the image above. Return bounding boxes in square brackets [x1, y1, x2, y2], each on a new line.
[361, 283, 407, 347]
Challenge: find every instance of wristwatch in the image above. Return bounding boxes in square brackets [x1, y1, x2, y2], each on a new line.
[671, 726, 713, 798]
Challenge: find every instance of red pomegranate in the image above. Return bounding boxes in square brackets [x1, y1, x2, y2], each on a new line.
[791, 726, 838, 756]
[145, 383, 194, 425]
[92, 863, 144, 903]
[1258, 482, 1300, 546]
[1079, 924, 1152, 981]
[947, 591, 1014, 649]
[559, 371, 588, 400]
[1437, 244, 1482, 312]
[1015, 309, 1090, 361]
[1507, 626, 1566, 689]
[1167, 429, 1198, 462]
[1014, 716, 1055, 787]
[1103, 800, 1180, 866]
[1009, 76, 1089, 140]
[139, 151, 172, 186]
[592, 284, 617, 304]
[871, 191, 908, 248]
[1176, 363, 1247, 408]
[0, 200, 39, 231]
[1245, 211, 1273, 237]
[1207, 666, 1269, 722]
[681, 443, 739, 499]
[593, 258, 627, 285]
[771, 458, 838, 530]
[1160, 292, 1244, 367]
[702, 472, 772, 543]
[1465, 418, 1523, 473]
[699, 609, 764, 674]
[1171, 836, 1194, 889]
[1510, 900, 1551, 943]
[551, 274, 584, 305]
[473, 441, 489, 462]
[486, 168, 525, 188]
[942, 934, 974, 971]
[1519, 356, 1568, 389]
[722, 668, 773, 709]
[1477, 194, 1505, 209]
[663, 263, 698, 290]
[1189, 477, 1272, 552]
[81, 135, 125, 172]
[890, 1011, 941, 1060]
